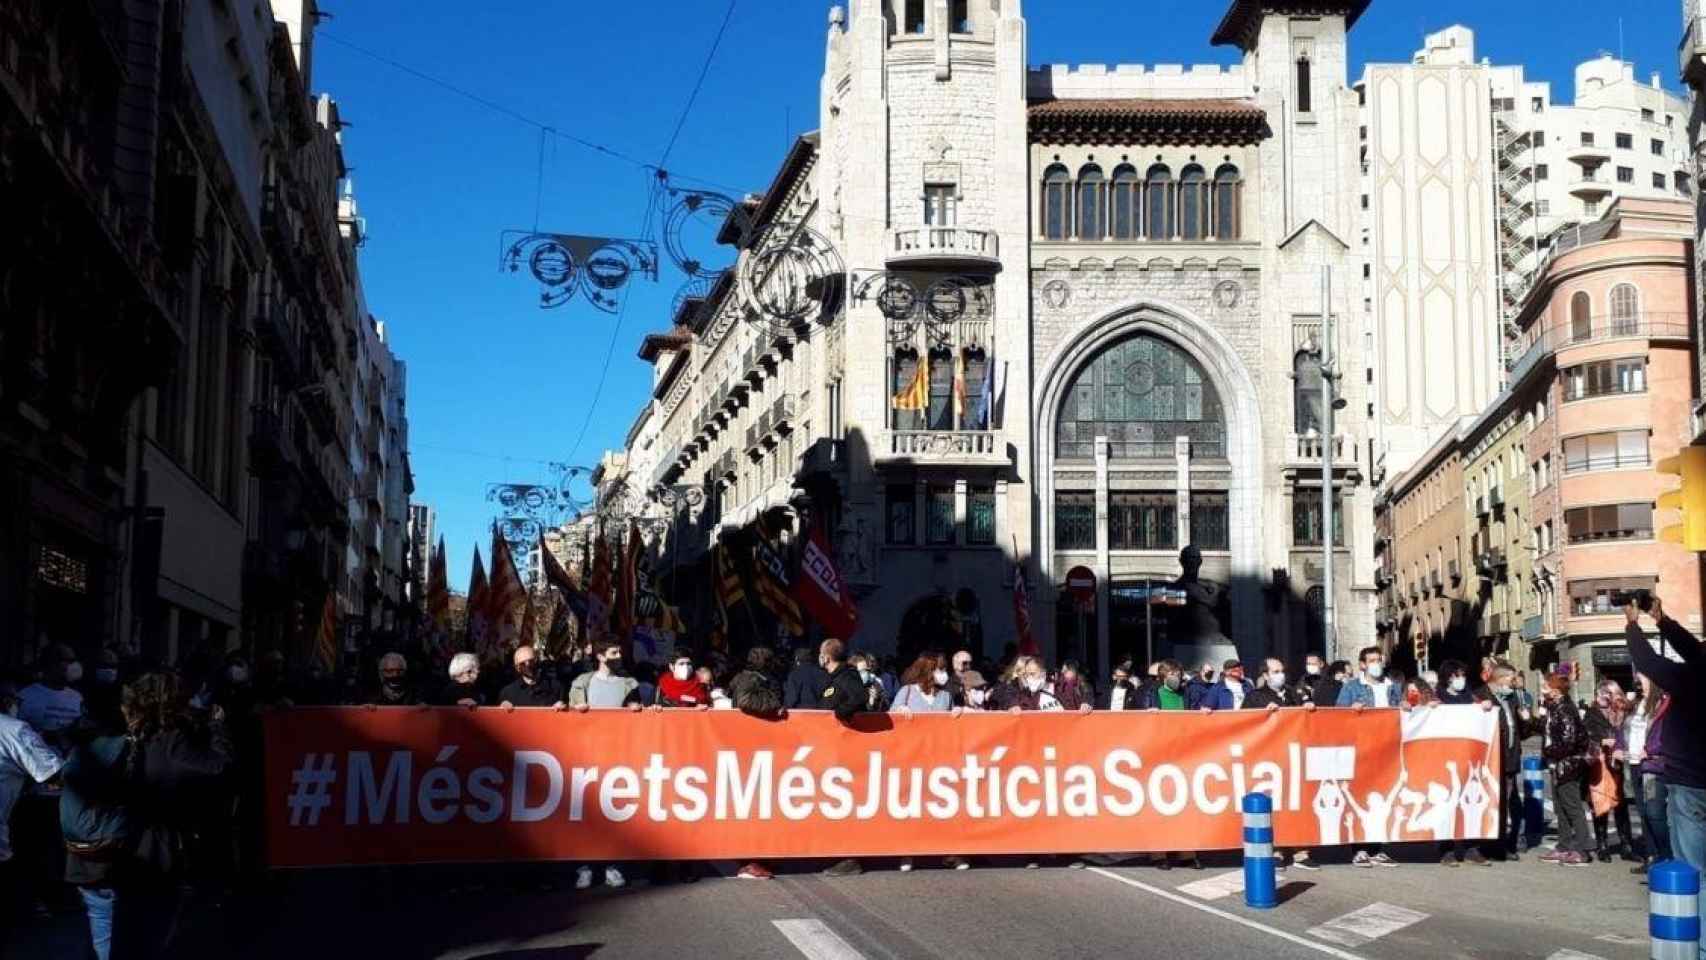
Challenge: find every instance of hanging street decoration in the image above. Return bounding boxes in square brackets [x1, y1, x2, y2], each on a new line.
[736, 217, 845, 335]
[498, 232, 658, 311]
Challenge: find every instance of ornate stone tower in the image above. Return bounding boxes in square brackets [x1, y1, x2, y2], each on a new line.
[818, 1, 1033, 657]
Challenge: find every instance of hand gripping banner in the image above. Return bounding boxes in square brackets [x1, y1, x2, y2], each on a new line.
[263, 706, 1500, 867]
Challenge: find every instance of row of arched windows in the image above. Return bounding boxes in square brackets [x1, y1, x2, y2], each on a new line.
[1042, 163, 1243, 242]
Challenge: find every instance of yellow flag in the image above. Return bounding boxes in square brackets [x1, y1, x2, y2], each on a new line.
[892, 358, 928, 411]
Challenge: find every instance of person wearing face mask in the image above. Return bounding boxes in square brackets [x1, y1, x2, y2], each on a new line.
[1295, 654, 1326, 706]
[1538, 673, 1595, 866]
[1583, 679, 1637, 863]
[498, 646, 565, 710]
[568, 642, 642, 712]
[1134, 660, 1203, 870]
[1184, 662, 1216, 709]
[18, 643, 87, 741]
[946, 650, 987, 709]
[818, 639, 871, 878]
[1480, 664, 1533, 861]
[438, 653, 487, 707]
[1246, 658, 1308, 711]
[1098, 660, 1141, 711]
[1434, 661, 1475, 705]
[652, 654, 710, 710]
[888, 653, 971, 872]
[847, 652, 889, 711]
[1336, 646, 1402, 711]
[365, 652, 420, 706]
[1198, 659, 1253, 711]
[986, 656, 1066, 712]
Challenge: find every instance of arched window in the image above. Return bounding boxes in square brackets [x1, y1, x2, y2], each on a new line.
[1179, 165, 1208, 241]
[1145, 164, 1174, 240]
[1213, 165, 1242, 239]
[1077, 164, 1105, 240]
[1042, 164, 1071, 240]
[1610, 283, 1640, 335]
[1294, 350, 1323, 435]
[1570, 291, 1592, 342]
[960, 348, 990, 430]
[927, 348, 954, 430]
[1055, 334, 1226, 460]
[1110, 164, 1139, 240]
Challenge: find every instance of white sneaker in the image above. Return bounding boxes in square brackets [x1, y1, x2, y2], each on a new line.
[604, 867, 626, 888]
[1352, 851, 1373, 868]
[898, 857, 914, 872]
[575, 866, 593, 890]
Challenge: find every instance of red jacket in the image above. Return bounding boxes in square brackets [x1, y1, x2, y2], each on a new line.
[657, 674, 710, 708]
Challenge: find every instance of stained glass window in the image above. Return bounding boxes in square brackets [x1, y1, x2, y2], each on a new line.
[1055, 334, 1225, 460]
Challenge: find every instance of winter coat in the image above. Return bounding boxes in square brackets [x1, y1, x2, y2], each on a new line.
[821, 664, 869, 723]
[729, 669, 784, 718]
[1542, 696, 1590, 784]
[1199, 679, 1255, 710]
[498, 674, 564, 708]
[985, 681, 1047, 712]
[1627, 617, 1703, 788]
[784, 663, 832, 711]
[1053, 678, 1095, 712]
[1097, 679, 1142, 711]
[1245, 684, 1304, 710]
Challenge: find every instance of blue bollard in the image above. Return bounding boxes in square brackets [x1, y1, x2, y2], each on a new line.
[1521, 755, 1546, 845]
[1650, 860, 1700, 960]
[1242, 792, 1277, 910]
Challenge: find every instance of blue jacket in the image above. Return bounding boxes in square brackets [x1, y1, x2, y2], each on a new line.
[1335, 675, 1402, 708]
[1199, 679, 1255, 710]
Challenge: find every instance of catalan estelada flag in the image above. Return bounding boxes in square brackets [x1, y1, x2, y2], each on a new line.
[892, 356, 927, 412]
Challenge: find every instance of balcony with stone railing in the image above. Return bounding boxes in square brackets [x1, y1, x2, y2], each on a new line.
[887, 227, 1000, 269]
[880, 430, 1009, 468]
[1285, 432, 1359, 474]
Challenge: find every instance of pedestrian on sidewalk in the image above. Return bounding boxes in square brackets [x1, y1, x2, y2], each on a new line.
[1626, 672, 1670, 873]
[1538, 674, 1594, 867]
[1584, 679, 1638, 862]
[1624, 597, 1703, 954]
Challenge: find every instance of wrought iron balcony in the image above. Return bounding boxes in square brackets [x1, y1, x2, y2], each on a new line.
[887, 227, 1000, 268]
[1507, 314, 1692, 386]
[880, 430, 1007, 468]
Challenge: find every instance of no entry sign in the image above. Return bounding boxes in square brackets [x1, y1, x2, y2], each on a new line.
[1065, 565, 1097, 604]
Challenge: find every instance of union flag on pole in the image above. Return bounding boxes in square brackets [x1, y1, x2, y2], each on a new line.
[793, 522, 859, 639]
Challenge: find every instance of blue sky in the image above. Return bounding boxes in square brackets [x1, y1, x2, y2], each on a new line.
[313, 0, 1679, 588]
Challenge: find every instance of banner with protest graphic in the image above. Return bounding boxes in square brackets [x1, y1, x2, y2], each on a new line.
[263, 706, 1499, 868]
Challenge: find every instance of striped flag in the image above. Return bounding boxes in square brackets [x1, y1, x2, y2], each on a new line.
[892, 356, 927, 411]
[486, 530, 527, 659]
[537, 532, 589, 622]
[709, 542, 744, 652]
[314, 590, 338, 673]
[751, 517, 804, 637]
[587, 536, 613, 641]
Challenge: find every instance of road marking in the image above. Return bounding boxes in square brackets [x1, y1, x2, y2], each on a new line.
[1176, 870, 1246, 901]
[1593, 934, 1645, 947]
[1306, 903, 1429, 946]
[1546, 950, 1608, 960]
[772, 919, 867, 960]
[1085, 867, 1372, 960]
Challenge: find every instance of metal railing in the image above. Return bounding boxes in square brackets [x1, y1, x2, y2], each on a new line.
[1508, 313, 1693, 385]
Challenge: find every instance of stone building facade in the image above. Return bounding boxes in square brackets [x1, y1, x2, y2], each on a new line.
[610, 0, 1377, 673]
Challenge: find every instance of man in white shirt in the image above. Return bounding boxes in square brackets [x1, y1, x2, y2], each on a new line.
[0, 683, 65, 924]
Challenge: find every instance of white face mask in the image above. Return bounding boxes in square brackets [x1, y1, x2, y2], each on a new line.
[1267, 672, 1287, 691]
[1024, 676, 1045, 693]
[932, 669, 949, 686]
[672, 664, 692, 681]
[1449, 676, 1467, 693]
[858, 668, 873, 684]
[1366, 662, 1385, 680]
[1305, 663, 1322, 676]
[64, 662, 84, 684]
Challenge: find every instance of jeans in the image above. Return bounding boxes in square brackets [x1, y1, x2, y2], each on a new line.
[1553, 777, 1594, 853]
[79, 886, 115, 960]
[1640, 772, 1673, 862]
[1667, 783, 1706, 960]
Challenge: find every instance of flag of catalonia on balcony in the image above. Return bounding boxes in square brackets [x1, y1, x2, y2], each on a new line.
[892, 359, 927, 412]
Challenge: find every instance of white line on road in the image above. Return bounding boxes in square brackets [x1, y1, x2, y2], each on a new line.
[772, 919, 867, 960]
[1176, 870, 1246, 901]
[1594, 934, 1645, 946]
[1085, 867, 1371, 960]
[1306, 903, 1429, 947]
[1545, 950, 1608, 960]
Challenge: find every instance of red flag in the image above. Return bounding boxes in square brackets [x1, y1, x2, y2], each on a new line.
[1013, 552, 1038, 657]
[793, 523, 859, 639]
[614, 522, 642, 661]
[538, 532, 589, 622]
[427, 537, 451, 657]
[587, 536, 612, 641]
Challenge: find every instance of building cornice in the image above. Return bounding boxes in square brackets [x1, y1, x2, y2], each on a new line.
[1029, 98, 1269, 146]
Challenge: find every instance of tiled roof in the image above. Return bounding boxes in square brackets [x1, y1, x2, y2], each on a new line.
[1029, 98, 1268, 146]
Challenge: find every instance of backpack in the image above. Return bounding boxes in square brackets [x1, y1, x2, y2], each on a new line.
[59, 735, 137, 861]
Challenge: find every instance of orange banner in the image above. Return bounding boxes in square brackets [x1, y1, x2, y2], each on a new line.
[262, 706, 1501, 867]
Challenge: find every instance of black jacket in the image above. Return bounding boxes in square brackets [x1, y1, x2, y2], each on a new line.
[436, 681, 487, 707]
[1627, 616, 1704, 788]
[1542, 696, 1589, 784]
[1308, 676, 1342, 708]
[1480, 686, 1529, 775]
[785, 663, 833, 711]
[821, 664, 869, 722]
[1097, 679, 1142, 710]
[499, 674, 564, 708]
[1245, 684, 1304, 710]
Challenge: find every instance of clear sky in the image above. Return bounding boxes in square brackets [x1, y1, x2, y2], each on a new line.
[313, 0, 1680, 588]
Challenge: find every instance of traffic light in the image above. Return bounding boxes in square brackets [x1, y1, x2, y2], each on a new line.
[1656, 446, 1706, 552]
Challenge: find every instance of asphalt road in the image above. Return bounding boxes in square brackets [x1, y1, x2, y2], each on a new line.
[2, 845, 1657, 959]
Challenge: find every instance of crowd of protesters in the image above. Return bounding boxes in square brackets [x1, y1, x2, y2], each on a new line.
[1, 592, 1701, 957]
